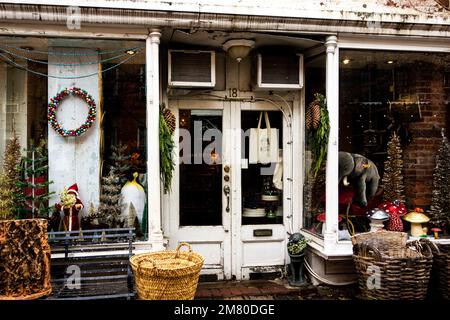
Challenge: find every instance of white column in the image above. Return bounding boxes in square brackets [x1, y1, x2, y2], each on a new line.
[147, 30, 164, 251]
[324, 36, 339, 253]
[48, 48, 100, 211]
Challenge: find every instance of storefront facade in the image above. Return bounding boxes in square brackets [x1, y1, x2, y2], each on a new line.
[1, 0, 449, 283]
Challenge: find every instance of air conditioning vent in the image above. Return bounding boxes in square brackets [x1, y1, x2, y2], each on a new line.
[168, 50, 216, 88]
[255, 52, 303, 90]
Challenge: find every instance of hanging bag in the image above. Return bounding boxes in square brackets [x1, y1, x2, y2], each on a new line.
[249, 111, 279, 164]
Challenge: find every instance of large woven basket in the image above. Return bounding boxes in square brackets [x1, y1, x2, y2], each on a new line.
[352, 232, 434, 300]
[130, 243, 204, 300]
[430, 242, 450, 299]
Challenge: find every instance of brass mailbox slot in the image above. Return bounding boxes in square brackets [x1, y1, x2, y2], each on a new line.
[253, 229, 273, 237]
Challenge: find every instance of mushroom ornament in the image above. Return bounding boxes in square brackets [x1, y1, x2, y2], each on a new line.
[431, 227, 442, 239]
[367, 208, 389, 232]
[379, 200, 407, 232]
[403, 208, 430, 237]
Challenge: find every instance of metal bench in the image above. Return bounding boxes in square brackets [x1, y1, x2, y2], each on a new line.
[46, 228, 135, 300]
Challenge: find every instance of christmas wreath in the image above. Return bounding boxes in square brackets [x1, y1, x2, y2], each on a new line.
[48, 87, 97, 137]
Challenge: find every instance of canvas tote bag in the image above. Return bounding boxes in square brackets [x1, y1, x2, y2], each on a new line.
[249, 111, 279, 164]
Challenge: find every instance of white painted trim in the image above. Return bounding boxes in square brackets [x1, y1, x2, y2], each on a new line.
[146, 31, 164, 251]
[3, 0, 450, 27]
[338, 35, 450, 52]
[324, 35, 339, 254]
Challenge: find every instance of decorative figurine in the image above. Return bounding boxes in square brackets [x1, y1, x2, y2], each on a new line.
[121, 172, 146, 226]
[286, 233, 309, 286]
[403, 208, 430, 237]
[367, 208, 389, 232]
[55, 184, 83, 231]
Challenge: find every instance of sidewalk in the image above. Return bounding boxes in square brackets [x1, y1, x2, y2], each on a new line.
[195, 279, 357, 300]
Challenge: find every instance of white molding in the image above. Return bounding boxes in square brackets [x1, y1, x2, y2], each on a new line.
[338, 35, 450, 52]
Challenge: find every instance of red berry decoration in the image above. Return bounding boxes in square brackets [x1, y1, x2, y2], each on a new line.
[48, 87, 97, 137]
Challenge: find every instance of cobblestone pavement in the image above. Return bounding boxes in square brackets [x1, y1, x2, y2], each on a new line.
[195, 279, 358, 300]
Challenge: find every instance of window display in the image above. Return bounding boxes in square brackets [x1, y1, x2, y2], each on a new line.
[241, 111, 283, 225]
[338, 50, 450, 238]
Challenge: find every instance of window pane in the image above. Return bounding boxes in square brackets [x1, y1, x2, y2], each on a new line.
[339, 50, 450, 238]
[303, 53, 326, 237]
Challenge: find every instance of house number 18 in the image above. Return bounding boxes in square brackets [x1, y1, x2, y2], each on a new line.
[228, 88, 238, 97]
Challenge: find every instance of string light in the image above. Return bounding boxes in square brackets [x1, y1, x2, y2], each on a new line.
[0, 46, 140, 67]
[0, 51, 139, 79]
[0, 43, 144, 56]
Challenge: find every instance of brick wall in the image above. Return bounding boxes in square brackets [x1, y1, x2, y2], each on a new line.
[402, 61, 448, 208]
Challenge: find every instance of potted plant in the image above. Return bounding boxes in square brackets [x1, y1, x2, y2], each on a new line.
[287, 234, 309, 260]
[286, 233, 309, 286]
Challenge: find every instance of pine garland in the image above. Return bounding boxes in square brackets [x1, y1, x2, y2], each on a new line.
[428, 130, 450, 228]
[309, 93, 330, 178]
[0, 132, 23, 220]
[381, 132, 405, 202]
[160, 104, 175, 193]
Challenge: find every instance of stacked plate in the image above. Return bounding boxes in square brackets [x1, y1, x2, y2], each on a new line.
[242, 208, 266, 217]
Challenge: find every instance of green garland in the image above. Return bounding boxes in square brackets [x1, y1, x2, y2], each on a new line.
[309, 93, 330, 178]
[160, 105, 175, 193]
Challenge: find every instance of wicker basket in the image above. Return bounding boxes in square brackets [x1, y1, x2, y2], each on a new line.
[352, 230, 408, 248]
[352, 232, 434, 300]
[130, 242, 204, 300]
[430, 242, 450, 299]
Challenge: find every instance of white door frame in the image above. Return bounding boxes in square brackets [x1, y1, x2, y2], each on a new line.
[166, 99, 232, 280]
[165, 95, 298, 280]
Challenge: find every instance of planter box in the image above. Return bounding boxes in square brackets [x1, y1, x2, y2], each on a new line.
[0, 219, 52, 300]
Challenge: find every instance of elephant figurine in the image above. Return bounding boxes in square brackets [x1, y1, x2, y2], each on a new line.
[339, 152, 380, 208]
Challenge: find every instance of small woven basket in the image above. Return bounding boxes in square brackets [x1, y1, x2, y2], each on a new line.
[130, 242, 204, 300]
[352, 232, 434, 300]
[430, 242, 450, 299]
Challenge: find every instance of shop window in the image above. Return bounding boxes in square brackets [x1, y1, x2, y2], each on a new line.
[179, 109, 223, 226]
[241, 111, 283, 225]
[338, 50, 450, 239]
[303, 53, 326, 237]
[102, 63, 148, 238]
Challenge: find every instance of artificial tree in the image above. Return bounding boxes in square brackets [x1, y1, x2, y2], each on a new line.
[16, 139, 54, 219]
[0, 131, 22, 219]
[0, 132, 51, 299]
[428, 130, 450, 230]
[98, 167, 123, 228]
[381, 132, 405, 203]
[110, 143, 130, 186]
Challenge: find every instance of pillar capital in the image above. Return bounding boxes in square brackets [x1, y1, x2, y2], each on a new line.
[149, 29, 161, 44]
[325, 35, 337, 54]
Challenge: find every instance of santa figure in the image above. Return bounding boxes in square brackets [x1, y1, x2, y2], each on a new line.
[55, 183, 84, 231]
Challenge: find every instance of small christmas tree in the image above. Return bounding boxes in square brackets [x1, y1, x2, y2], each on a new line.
[382, 132, 405, 203]
[16, 139, 54, 218]
[0, 131, 23, 220]
[98, 168, 123, 228]
[428, 130, 450, 229]
[110, 144, 130, 185]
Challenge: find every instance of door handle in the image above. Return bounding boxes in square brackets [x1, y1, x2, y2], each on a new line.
[223, 185, 230, 212]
